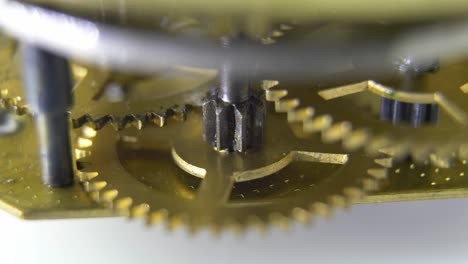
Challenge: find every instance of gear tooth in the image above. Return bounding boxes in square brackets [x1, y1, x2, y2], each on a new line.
[94, 115, 113, 130]
[343, 129, 370, 151]
[72, 115, 94, 129]
[148, 113, 165, 127]
[362, 178, 380, 191]
[275, 98, 300, 113]
[113, 197, 133, 216]
[122, 115, 139, 130]
[167, 213, 189, 231]
[89, 191, 100, 201]
[80, 126, 97, 139]
[380, 143, 410, 160]
[148, 209, 169, 225]
[134, 119, 145, 130]
[374, 158, 393, 169]
[271, 30, 284, 38]
[310, 202, 333, 218]
[118, 116, 130, 130]
[246, 215, 267, 234]
[134, 118, 145, 130]
[74, 148, 92, 159]
[101, 189, 119, 203]
[327, 195, 350, 209]
[172, 107, 188, 122]
[261, 80, 279, 91]
[343, 187, 365, 202]
[77, 137, 93, 149]
[76, 171, 98, 182]
[83, 181, 107, 192]
[291, 207, 313, 224]
[366, 136, 392, 156]
[303, 115, 332, 133]
[288, 107, 314, 123]
[265, 89, 288, 102]
[367, 168, 388, 181]
[112, 116, 127, 131]
[269, 212, 289, 230]
[131, 203, 150, 218]
[410, 146, 431, 165]
[322, 121, 352, 143]
[233, 103, 249, 152]
[261, 37, 276, 45]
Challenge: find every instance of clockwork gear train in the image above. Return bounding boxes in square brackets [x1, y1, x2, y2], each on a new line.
[0, 0, 467, 234]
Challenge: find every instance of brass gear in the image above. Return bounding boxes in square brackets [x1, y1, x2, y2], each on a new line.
[74, 92, 389, 232]
[266, 60, 468, 168]
[71, 67, 216, 130]
[1, 30, 390, 231]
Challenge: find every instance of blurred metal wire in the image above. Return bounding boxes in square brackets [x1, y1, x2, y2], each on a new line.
[1, 1, 468, 82]
[22, 0, 468, 21]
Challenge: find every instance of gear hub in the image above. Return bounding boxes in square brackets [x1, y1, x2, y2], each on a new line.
[202, 88, 265, 152]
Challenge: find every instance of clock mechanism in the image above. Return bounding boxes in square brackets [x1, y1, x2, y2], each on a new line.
[0, 0, 467, 233]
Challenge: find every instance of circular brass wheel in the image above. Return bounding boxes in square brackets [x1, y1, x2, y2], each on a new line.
[75, 103, 389, 232]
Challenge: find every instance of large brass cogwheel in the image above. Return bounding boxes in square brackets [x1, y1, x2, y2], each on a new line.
[73, 76, 389, 232]
[265, 60, 468, 168]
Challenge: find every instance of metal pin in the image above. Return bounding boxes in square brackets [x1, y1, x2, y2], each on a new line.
[218, 37, 250, 104]
[380, 57, 439, 127]
[22, 45, 74, 187]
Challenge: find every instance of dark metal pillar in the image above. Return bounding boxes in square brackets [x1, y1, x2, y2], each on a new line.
[22, 45, 74, 187]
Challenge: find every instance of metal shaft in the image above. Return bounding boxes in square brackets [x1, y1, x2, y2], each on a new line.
[22, 45, 74, 187]
[218, 37, 250, 103]
[218, 62, 250, 103]
[380, 57, 439, 127]
[202, 36, 265, 152]
[36, 113, 74, 186]
[0, 109, 8, 125]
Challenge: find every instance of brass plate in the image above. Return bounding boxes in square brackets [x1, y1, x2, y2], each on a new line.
[362, 160, 468, 203]
[0, 116, 112, 219]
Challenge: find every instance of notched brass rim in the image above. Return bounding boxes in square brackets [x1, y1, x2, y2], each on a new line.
[264, 60, 468, 168]
[74, 106, 389, 234]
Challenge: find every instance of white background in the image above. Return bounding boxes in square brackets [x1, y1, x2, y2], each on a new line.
[0, 198, 467, 264]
